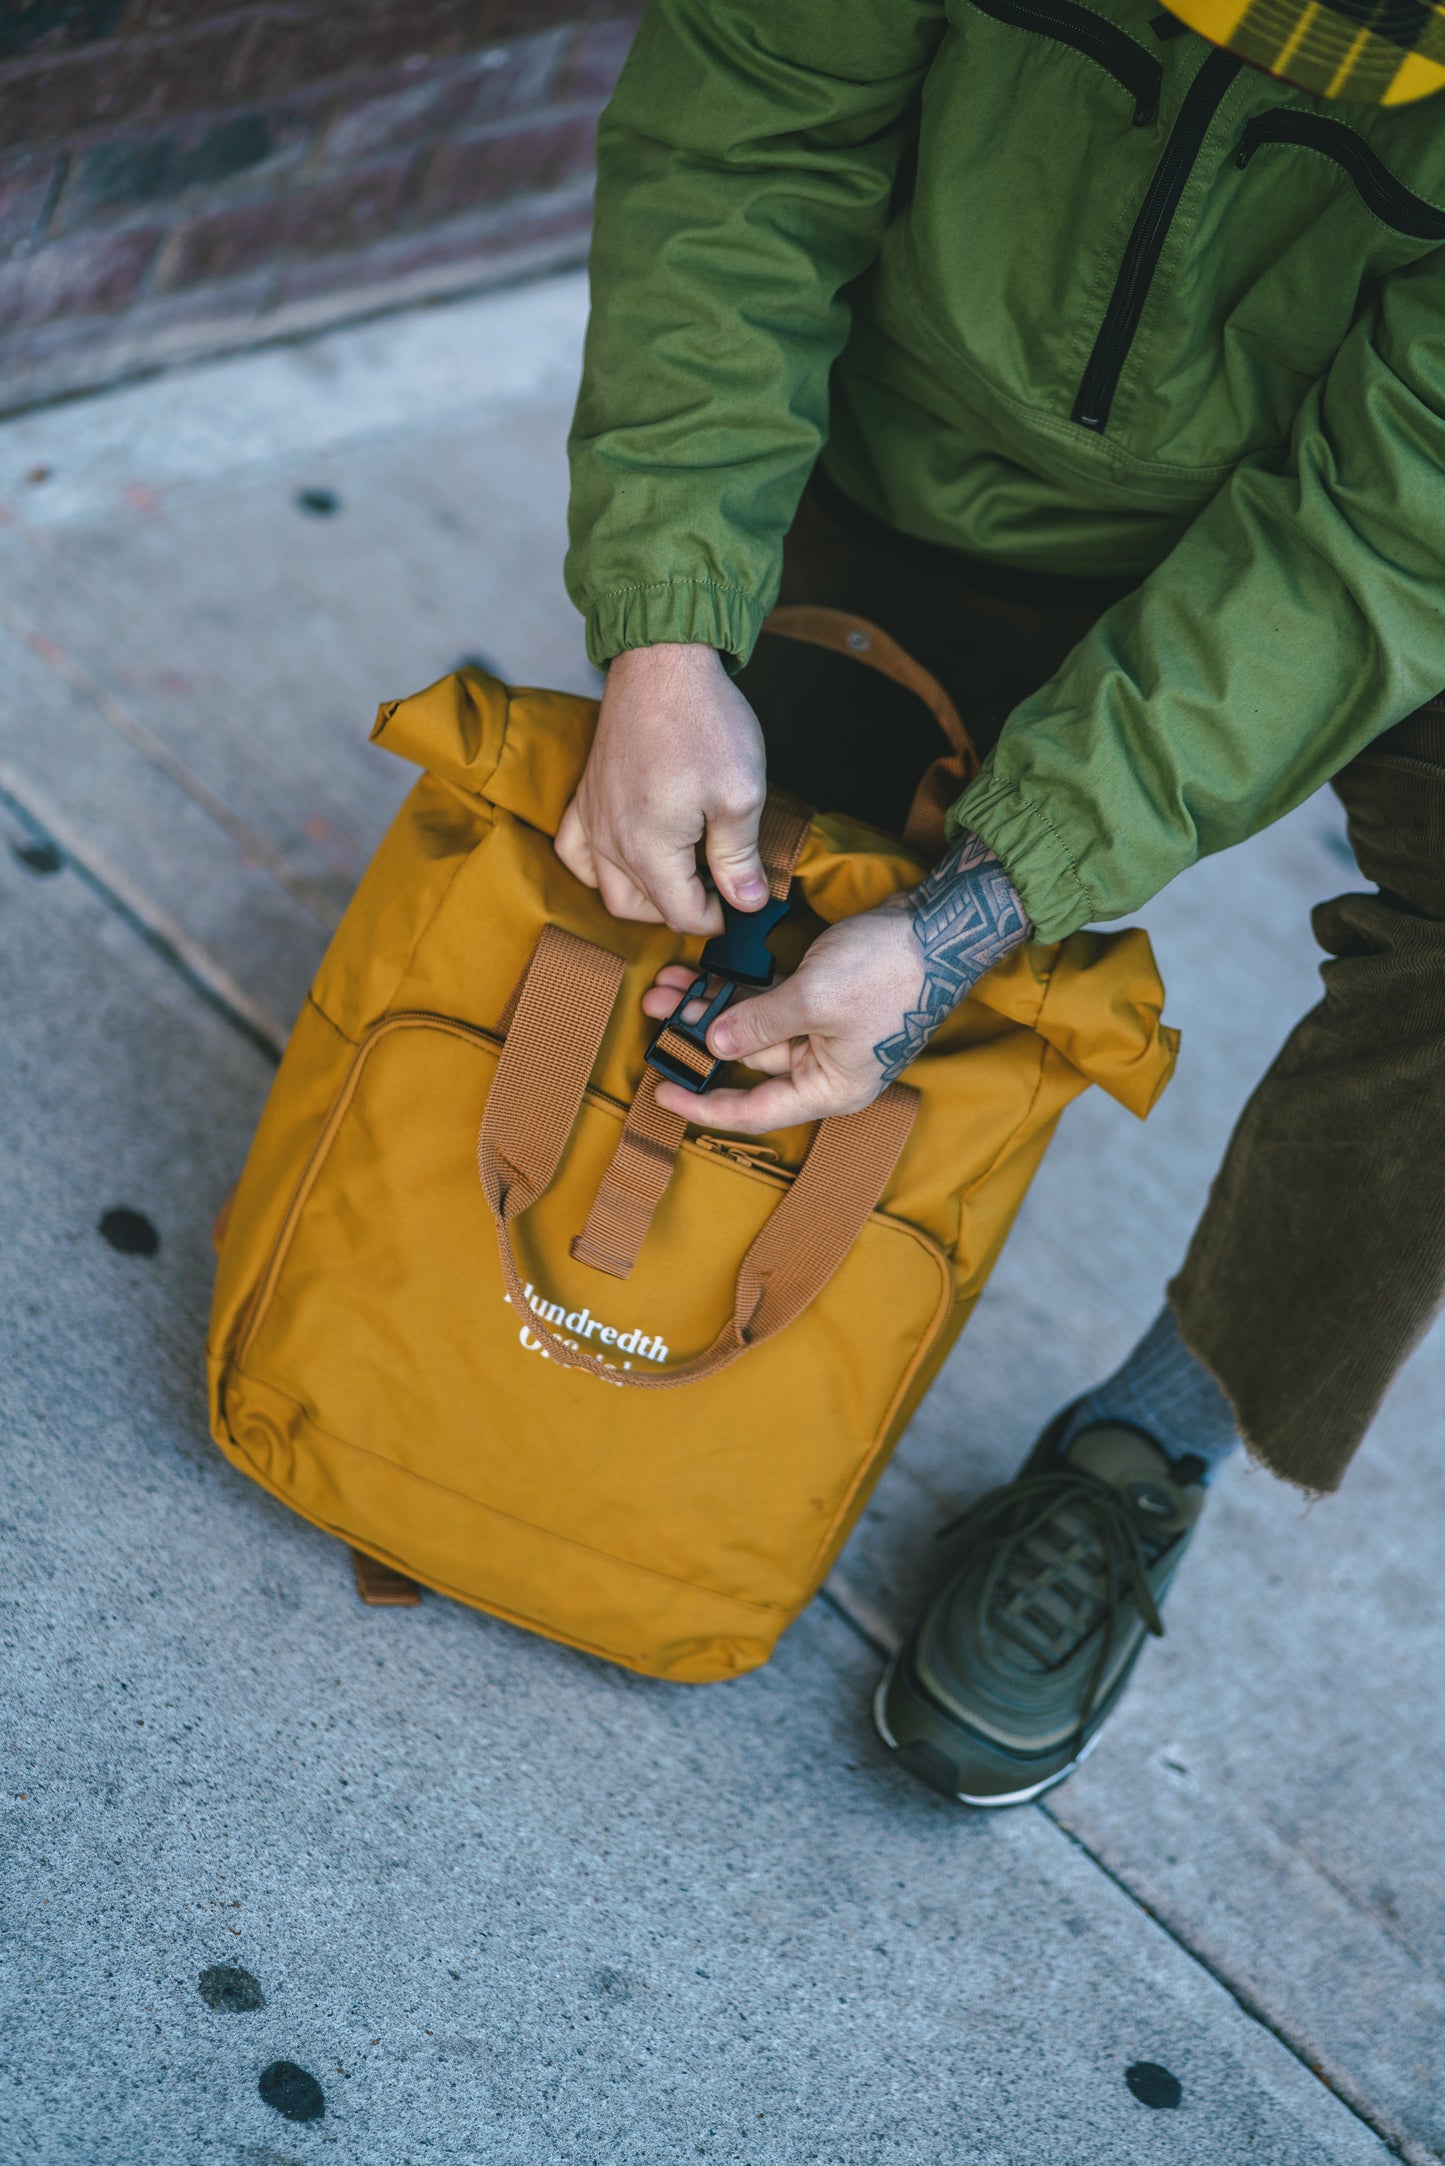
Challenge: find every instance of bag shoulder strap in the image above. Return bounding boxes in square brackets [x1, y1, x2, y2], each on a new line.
[761, 605, 978, 859]
[761, 604, 974, 764]
[479, 925, 917, 1390]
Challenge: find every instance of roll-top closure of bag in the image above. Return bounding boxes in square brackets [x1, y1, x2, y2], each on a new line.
[372, 668, 509, 795]
[372, 667, 597, 833]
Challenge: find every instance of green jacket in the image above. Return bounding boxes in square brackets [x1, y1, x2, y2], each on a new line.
[565, 0, 1445, 938]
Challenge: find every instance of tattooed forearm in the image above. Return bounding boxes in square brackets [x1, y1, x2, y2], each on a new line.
[872, 832, 1031, 1084]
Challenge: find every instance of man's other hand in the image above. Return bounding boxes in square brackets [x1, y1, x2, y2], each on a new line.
[641, 833, 1031, 1133]
[556, 643, 767, 935]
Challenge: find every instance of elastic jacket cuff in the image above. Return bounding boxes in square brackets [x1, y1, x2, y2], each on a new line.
[584, 578, 766, 672]
[950, 771, 1094, 943]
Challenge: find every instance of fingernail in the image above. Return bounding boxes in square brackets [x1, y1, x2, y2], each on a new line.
[709, 1023, 734, 1056]
[736, 876, 767, 905]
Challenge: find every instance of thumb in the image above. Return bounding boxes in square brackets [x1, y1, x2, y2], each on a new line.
[705, 803, 770, 912]
[709, 976, 808, 1062]
[554, 796, 599, 889]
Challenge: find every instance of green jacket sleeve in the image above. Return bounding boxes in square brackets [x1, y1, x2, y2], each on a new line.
[954, 261, 1445, 942]
[565, 0, 944, 671]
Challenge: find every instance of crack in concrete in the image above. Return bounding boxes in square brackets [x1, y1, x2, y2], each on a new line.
[0, 592, 343, 931]
[2, 758, 1428, 2164]
[0, 770, 284, 1064]
[816, 1582, 1425, 2165]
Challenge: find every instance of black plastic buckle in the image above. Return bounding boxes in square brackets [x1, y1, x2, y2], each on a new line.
[644, 894, 787, 1095]
[699, 891, 788, 989]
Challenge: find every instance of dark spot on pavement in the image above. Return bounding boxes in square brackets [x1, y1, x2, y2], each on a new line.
[199, 1964, 265, 2012]
[295, 487, 339, 517]
[259, 2061, 325, 2122]
[25, 464, 51, 486]
[12, 839, 62, 875]
[591, 1966, 631, 2001]
[98, 1207, 159, 1257]
[1126, 2061, 1182, 2109]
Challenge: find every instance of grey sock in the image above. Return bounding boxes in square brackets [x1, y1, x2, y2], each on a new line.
[1066, 1305, 1241, 1479]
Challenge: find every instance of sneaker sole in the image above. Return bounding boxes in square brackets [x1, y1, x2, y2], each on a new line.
[871, 1653, 1101, 1809]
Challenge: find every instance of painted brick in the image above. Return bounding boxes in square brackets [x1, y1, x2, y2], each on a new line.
[162, 156, 415, 287]
[322, 33, 568, 164]
[0, 0, 123, 62]
[0, 149, 63, 256]
[233, 1, 497, 97]
[0, 259, 275, 407]
[121, 0, 290, 28]
[232, 0, 612, 98]
[421, 111, 598, 223]
[94, 258, 278, 350]
[0, 25, 238, 148]
[59, 104, 313, 227]
[0, 1, 616, 411]
[271, 186, 591, 311]
[0, 222, 159, 324]
[559, 12, 638, 103]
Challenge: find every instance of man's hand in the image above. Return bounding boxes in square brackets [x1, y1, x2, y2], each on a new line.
[556, 643, 767, 935]
[642, 833, 1031, 1134]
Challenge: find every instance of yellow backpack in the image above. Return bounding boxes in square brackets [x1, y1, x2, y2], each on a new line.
[208, 619, 1176, 1683]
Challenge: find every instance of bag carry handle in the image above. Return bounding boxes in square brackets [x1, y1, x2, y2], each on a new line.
[477, 923, 918, 1391]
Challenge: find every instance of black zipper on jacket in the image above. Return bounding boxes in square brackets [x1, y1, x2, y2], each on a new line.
[1072, 47, 1241, 432]
[1236, 110, 1445, 239]
[972, 0, 1162, 123]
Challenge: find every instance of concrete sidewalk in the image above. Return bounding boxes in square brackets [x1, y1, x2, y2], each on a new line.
[0, 275, 1439, 2165]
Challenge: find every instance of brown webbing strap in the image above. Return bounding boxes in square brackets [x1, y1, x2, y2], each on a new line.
[761, 604, 979, 860]
[569, 786, 813, 1281]
[569, 1069, 686, 1276]
[756, 785, 813, 901]
[478, 925, 919, 1390]
[478, 923, 626, 1225]
[639, 1024, 715, 1085]
[728, 1085, 917, 1347]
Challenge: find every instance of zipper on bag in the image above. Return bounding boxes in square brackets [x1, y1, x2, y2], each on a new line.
[1235, 110, 1445, 239]
[694, 1135, 784, 1172]
[1072, 47, 1241, 433]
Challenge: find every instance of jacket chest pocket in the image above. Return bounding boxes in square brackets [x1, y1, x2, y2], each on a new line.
[1234, 111, 1445, 241]
[968, 0, 1162, 123]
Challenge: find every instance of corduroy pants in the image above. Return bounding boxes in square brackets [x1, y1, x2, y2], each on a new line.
[772, 472, 1445, 1495]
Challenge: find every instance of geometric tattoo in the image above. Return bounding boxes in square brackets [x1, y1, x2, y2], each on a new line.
[872, 830, 1032, 1084]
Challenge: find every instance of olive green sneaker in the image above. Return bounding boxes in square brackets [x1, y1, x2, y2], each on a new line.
[873, 1411, 1206, 1808]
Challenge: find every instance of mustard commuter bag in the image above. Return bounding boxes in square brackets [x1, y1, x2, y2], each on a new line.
[208, 633, 1176, 1683]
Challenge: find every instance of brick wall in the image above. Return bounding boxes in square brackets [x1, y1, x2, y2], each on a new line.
[0, 1, 640, 414]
